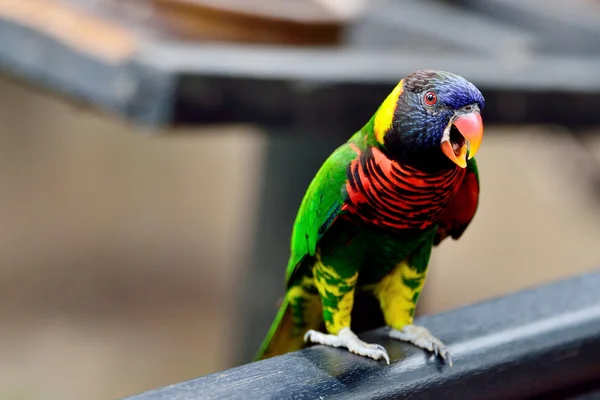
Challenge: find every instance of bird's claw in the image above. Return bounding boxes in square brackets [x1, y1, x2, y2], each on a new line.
[389, 324, 453, 367]
[304, 328, 390, 364]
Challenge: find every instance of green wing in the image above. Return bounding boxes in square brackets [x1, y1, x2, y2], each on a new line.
[285, 143, 358, 285]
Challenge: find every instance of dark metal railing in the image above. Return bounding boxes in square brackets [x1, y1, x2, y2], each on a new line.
[123, 268, 600, 400]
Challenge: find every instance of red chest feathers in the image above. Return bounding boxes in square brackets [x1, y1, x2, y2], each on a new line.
[342, 145, 466, 231]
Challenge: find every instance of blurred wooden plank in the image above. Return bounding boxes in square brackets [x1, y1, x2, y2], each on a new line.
[152, 0, 355, 45]
[156, 0, 358, 23]
[371, 0, 536, 55]
[1, 0, 600, 126]
[0, 0, 137, 63]
[457, 0, 600, 54]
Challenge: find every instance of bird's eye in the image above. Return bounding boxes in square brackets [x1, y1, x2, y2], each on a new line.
[424, 91, 437, 106]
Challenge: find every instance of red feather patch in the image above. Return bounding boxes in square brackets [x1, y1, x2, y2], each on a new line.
[434, 170, 479, 244]
[343, 146, 467, 233]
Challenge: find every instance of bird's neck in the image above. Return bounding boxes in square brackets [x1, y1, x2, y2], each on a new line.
[357, 119, 457, 174]
[387, 145, 457, 173]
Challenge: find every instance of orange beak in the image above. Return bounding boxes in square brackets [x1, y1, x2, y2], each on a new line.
[440, 112, 484, 168]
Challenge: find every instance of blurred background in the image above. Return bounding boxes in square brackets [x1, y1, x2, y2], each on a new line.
[1, 0, 600, 399]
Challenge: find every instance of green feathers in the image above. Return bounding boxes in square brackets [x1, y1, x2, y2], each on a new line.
[285, 143, 356, 285]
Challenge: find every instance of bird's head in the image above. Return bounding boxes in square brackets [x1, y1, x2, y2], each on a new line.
[371, 69, 485, 171]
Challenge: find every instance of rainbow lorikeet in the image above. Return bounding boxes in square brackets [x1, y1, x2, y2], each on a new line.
[254, 69, 484, 366]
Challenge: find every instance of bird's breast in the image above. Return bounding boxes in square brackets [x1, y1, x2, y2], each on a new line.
[342, 145, 466, 232]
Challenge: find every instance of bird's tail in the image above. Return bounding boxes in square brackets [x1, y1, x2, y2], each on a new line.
[253, 286, 322, 361]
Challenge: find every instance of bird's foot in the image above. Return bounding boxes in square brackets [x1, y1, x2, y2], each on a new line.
[389, 324, 452, 366]
[304, 327, 390, 364]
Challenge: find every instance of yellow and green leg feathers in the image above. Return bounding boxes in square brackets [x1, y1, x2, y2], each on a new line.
[256, 227, 452, 365]
[375, 259, 452, 366]
[303, 252, 390, 363]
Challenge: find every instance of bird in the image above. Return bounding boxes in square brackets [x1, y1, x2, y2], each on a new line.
[254, 69, 484, 366]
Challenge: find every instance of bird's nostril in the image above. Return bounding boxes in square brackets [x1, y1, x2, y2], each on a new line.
[464, 106, 472, 111]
